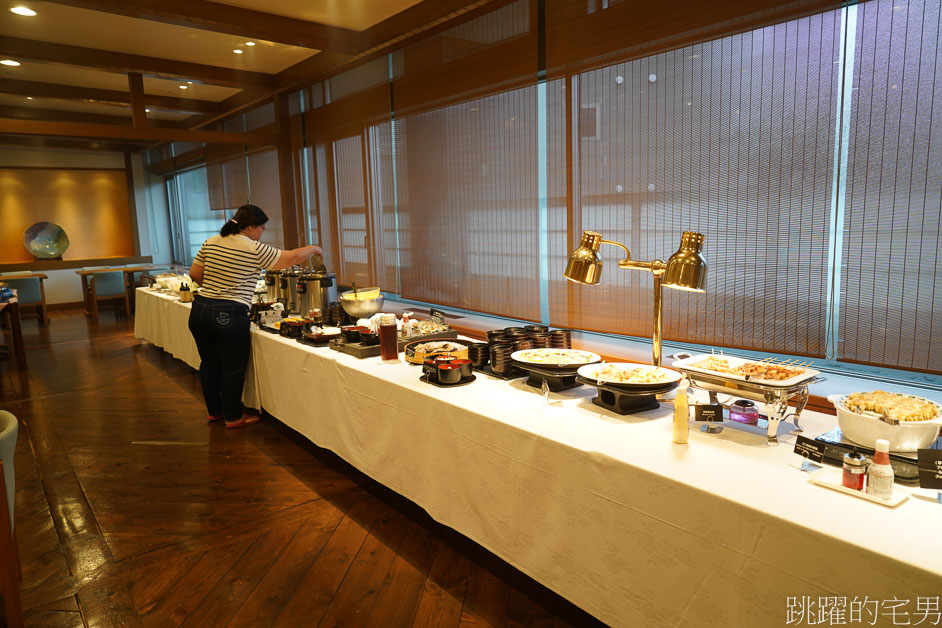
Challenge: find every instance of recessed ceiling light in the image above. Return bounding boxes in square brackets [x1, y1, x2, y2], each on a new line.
[26, 96, 33, 100]
[10, 6, 36, 16]
[245, 41, 255, 46]
[179, 85, 188, 89]
[145, 108, 150, 112]
[187, 81, 193, 84]
[0, 59, 21, 66]
[233, 49, 243, 54]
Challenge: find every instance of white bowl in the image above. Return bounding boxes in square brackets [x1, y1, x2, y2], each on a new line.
[828, 393, 942, 452]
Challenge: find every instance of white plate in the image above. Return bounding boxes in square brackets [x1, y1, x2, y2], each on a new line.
[576, 363, 683, 386]
[510, 348, 601, 367]
[672, 353, 820, 388]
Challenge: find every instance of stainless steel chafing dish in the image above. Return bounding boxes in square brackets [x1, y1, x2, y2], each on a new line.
[672, 353, 825, 446]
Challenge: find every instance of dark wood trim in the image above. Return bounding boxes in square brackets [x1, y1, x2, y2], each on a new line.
[42, 0, 364, 55]
[0, 119, 279, 145]
[0, 104, 182, 128]
[124, 153, 142, 256]
[274, 93, 300, 249]
[0, 35, 275, 89]
[0, 135, 144, 153]
[0, 255, 153, 272]
[0, 77, 224, 113]
[127, 73, 147, 127]
[46, 300, 87, 310]
[0, 165, 126, 172]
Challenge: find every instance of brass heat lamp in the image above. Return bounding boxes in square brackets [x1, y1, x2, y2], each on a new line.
[564, 230, 707, 367]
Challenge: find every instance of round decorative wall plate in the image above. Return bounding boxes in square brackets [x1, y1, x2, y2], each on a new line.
[23, 221, 70, 259]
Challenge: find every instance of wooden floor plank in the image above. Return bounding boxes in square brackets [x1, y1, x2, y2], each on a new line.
[411, 533, 474, 628]
[272, 495, 385, 626]
[180, 520, 306, 627]
[227, 505, 346, 627]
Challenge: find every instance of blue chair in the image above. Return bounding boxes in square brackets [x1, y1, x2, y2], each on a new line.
[81, 267, 128, 319]
[0, 272, 48, 326]
[0, 411, 22, 628]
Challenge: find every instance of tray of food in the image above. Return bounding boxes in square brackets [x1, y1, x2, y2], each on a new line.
[510, 348, 601, 371]
[403, 339, 472, 365]
[301, 326, 342, 345]
[828, 391, 942, 452]
[576, 363, 683, 390]
[672, 354, 819, 388]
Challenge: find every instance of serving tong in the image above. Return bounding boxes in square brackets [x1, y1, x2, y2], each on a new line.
[852, 404, 898, 426]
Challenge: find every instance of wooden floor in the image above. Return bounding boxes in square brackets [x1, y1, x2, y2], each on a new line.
[0, 308, 606, 628]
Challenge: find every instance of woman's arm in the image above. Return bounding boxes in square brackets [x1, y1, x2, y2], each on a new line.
[270, 245, 323, 270]
[189, 262, 204, 285]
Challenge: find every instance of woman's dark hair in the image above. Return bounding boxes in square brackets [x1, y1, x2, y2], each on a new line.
[220, 204, 269, 236]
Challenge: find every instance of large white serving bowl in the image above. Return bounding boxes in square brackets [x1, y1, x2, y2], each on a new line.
[828, 393, 942, 452]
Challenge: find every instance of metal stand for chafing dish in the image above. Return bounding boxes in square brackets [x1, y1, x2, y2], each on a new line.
[672, 369, 821, 446]
[575, 376, 679, 415]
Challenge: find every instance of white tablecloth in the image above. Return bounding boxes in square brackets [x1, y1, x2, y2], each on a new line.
[135, 288, 942, 627]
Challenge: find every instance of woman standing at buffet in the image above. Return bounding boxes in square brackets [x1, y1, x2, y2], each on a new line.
[188, 204, 322, 428]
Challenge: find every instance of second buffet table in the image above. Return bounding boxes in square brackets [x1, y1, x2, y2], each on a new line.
[134, 287, 942, 628]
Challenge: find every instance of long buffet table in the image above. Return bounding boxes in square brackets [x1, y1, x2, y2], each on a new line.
[134, 288, 942, 627]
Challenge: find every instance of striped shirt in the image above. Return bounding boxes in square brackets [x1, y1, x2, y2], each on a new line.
[193, 234, 281, 306]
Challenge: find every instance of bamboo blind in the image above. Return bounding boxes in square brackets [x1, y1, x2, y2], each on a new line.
[839, 0, 942, 372]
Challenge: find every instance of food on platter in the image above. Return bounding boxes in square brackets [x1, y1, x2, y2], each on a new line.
[340, 287, 381, 300]
[583, 364, 678, 384]
[843, 391, 939, 422]
[689, 356, 805, 381]
[307, 326, 341, 336]
[271, 316, 304, 330]
[512, 348, 600, 365]
[403, 339, 471, 364]
[411, 320, 449, 335]
[411, 341, 465, 354]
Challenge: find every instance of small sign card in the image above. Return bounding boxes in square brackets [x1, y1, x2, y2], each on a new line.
[694, 404, 724, 422]
[430, 308, 447, 325]
[917, 449, 942, 489]
[793, 435, 826, 464]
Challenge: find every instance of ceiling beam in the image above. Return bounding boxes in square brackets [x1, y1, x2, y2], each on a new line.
[0, 118, 279, 145]
[0, 104, 181, 127]
[42, 0, 365, 55]
[0, 78, 224, 113]
[127, 72, 147, 126]
[0, 134, 143, 153]
[0, 35, 275, 89]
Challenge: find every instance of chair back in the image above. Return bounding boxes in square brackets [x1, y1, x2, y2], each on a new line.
[90, 270, 125, 296]
[0, 411, 17, 528]
[0, 276, 41, 304]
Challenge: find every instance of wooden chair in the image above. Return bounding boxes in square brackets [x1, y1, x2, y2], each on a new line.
[81, 268, 127, 320]
[0, 273, 48, 326]
[0, 410, 23, 628]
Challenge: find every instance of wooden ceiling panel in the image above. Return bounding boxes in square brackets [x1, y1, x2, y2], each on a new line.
[0, 94, 190, 121]
[0, 4, 315, 73]
[212, 0, 425, 31]
[0, 60, 241, 100]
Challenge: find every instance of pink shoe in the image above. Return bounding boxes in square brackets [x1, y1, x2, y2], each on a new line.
[207, 413, 223, 423]
[243, 413, 261, 425]
[224, 417, 247, 429]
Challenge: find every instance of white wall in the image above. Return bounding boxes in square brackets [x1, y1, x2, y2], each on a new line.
[0, 145, 173, 304]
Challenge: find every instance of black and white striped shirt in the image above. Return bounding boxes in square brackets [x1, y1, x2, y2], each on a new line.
[193, 234, 281, 306]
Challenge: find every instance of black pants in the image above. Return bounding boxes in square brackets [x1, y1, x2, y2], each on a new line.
[187, 295, 250, 422]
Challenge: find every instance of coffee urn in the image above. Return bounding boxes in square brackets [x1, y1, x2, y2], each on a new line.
[264, 269, 282, 303]
[297, 270, 337, 319]
[281, 267, 302, 314]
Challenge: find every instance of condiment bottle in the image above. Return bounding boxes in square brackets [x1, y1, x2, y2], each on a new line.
[842, 452, 867, 491]
[379, 313, 399, 361]
[672, 377, 690, 444]
[867, 439, 894, 499]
